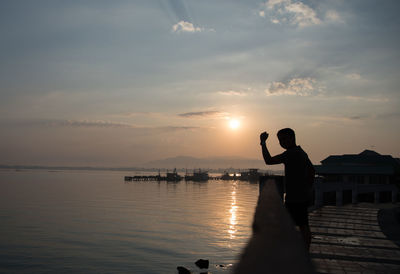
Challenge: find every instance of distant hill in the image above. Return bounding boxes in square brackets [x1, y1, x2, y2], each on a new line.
[141, 156, 266, 169]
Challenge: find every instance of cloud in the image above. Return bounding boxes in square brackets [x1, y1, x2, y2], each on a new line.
[6, 119, 135, 128]
[285, 2, 320, 27]
[308, 115, 364, 127]
[217, 90, 248, 96]
[346, 115, 365, 120]
[58, 120, 134, 128]
[158, 125, 201, 132]
[271, 18, 280, 24]
[1, 119, 201, 132]
[265, 77, 317, 96]
[113, 111, 165, 118]
[345, 73, 362, 80]
[309, 111, 400, 127]
[343, 96, 389, 103]
[375, 112, 400, 120]
[325, 10, 344, 23]
[265, 0, 290, 9]
[178, 111, 228, 119]
[311, 114, 370, 125]
[260, 0, 341, 27]
[172, 21, 206, 33]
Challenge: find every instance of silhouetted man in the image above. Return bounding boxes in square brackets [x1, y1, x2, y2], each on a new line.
[260, 128, 314, 250]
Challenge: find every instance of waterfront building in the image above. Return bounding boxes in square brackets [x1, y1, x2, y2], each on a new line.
[315, 150, 400, 186]
[313, 150, 399, 206]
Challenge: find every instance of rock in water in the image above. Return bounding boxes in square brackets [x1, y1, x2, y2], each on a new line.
[177, 266, 191, 274]
[195, 259, 209, 269]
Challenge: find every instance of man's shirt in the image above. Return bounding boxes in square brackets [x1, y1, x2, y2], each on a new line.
[277, 146, 314, 203]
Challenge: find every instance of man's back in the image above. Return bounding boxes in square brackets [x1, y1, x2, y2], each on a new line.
[281, 146, 314, 203]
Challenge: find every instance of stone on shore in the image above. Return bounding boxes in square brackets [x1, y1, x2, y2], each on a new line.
[195, 259, 209, 269]
[177, 266, 191, 274]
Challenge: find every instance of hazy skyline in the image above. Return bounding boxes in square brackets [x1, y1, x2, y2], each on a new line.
[1, 0, 399, 167]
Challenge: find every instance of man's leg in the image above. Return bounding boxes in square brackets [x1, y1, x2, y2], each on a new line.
[299, 224, 311, 251]
[286, 202, 311, 250]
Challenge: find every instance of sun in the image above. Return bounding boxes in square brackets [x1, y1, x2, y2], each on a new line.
[229, 119, 240, 130]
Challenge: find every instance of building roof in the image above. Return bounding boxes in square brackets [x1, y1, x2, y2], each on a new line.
[319, 150, 400, 175]
[321, 150, 399, 166]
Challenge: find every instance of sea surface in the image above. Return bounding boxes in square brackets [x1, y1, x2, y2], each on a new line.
[0, 170, 259, 274]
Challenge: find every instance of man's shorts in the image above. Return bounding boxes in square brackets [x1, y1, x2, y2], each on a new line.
[285, 201, 309, 226]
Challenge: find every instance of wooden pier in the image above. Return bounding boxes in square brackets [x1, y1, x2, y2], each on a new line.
[124, 175, 216, 182]
[124, 168, 184, 182]
[124, 175, 164, 181]
[124, 169, 269, 182]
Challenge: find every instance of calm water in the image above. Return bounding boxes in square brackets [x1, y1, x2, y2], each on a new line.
[0, 170, 259, 274]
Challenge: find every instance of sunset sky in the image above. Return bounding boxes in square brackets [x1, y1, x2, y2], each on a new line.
[1, 0, 399, 167]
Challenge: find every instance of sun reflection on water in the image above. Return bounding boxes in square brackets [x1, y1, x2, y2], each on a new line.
[228, 182, 238, 239]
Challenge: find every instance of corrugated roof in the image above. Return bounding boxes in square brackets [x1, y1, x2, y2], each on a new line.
[320, 150, 399, 169]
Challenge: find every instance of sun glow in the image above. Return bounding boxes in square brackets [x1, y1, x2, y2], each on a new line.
[229, 119, 240, 130]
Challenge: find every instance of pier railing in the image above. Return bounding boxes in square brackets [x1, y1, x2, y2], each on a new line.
[233, 177, 315, 274]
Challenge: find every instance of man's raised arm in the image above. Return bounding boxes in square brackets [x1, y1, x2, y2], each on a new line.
[260, 132, 284, 165]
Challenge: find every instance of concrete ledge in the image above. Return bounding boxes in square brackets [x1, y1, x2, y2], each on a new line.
[233, 179, 315, 274]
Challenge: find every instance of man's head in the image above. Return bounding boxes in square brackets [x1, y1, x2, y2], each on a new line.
[277, 128, 296, 149]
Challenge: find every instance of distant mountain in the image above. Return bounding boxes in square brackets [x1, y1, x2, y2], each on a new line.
[141, 156, 266, 169]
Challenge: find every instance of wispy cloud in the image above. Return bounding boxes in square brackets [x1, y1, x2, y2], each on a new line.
[113, 112, 165, 118]
[7, 119, 134, 128]
[265, 77, 318, 96]
[260, 0, 342, 27]
[54, 120, 135, 128]
[309, 111, 400, 127]
[307, 114, 368, 128]
[345, 73, 362, 80]
[343, 96, 389, 103]
[325, 10, 344, 23]
[172, 21, 210, 33]
[1, 119, 201, 132]
[157, 125, 201, 132]
[178, 111, 228, 119]
[217, 90, 248, 96]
